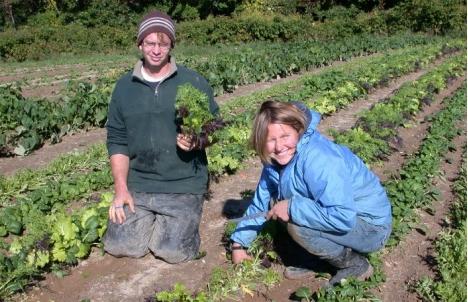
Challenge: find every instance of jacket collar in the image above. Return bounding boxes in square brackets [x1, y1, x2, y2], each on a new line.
[132, 56, 178, 83]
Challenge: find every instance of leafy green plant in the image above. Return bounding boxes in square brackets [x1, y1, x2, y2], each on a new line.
[293, 286, 312, 301]
[175, 83, 225, 148]
[156, 283, 207, 302]
[331, 127, 389, 164]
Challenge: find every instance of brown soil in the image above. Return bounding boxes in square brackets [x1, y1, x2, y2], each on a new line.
[7, 57, 467, 302]
[1, 61, 131, 100]
[0, 129, 106, 176]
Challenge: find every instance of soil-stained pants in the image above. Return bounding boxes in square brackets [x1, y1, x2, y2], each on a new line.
[103, 192, 204, 263]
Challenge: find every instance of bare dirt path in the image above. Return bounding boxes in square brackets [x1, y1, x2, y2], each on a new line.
[12, 65, 466, 301]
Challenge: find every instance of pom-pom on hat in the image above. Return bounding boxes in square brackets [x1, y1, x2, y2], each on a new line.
[137, 11, 175, 46]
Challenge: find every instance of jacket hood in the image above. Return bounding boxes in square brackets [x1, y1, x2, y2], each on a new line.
[291, 101, 321, 152]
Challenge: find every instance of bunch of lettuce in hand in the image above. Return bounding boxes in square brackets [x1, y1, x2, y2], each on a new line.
[175, 83, 225, 149]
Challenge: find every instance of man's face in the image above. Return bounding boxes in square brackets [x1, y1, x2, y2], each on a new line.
[139, 32, 172, 70]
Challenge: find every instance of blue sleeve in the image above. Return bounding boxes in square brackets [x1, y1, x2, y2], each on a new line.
[230, 168, 276, 247]
[289, 149, 357, 233]
[106, 91, 129, 156]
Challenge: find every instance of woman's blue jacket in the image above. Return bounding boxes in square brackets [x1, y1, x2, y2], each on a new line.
[230, 105, 392, 247]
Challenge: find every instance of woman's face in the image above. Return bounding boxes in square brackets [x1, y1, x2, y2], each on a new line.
[266, 123, 299, 165]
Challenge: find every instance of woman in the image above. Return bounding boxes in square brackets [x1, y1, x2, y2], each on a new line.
[230, 100, 392, 286]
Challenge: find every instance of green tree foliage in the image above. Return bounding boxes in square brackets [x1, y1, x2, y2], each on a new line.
[389, 0, 466, 34]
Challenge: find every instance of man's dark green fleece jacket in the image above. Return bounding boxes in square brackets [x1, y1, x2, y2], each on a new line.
[106, 57, 219, 194]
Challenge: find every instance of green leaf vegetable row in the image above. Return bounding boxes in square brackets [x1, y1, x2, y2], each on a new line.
[307, 86, 467, 301]
[0, 34, 459, 156]
[0, 32, 439, 88]
[332, 53, 466, 164]
[151, 85, 468, 301]
[415, 148, 466, 302]
[0, 44, 465, 300]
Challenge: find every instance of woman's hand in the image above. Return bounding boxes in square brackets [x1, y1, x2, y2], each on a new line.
[267, 200, 290, 222]
[177, 134, 196, 151]
[109, 190, 135, 224]
[231, 243, 252, 264]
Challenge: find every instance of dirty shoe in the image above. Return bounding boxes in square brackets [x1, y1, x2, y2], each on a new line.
[326, 248, 374, 286]
[284, 266, 315, 280]
[328, 259, 373, 285]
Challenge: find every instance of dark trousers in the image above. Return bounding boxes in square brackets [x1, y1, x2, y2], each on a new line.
[103, 192, 204, 263]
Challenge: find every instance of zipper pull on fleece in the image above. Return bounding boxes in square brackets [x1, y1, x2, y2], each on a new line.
[155, 81, 163, 96]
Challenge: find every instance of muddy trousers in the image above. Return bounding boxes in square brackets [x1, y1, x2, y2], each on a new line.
[287, 217, 392, 261]
[103, 192, 204, 264]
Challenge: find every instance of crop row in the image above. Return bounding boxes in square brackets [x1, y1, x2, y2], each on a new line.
[0, 42, 460, 231]
[306, 86, 467, 301]
[208, 46, 464, 176]
[2, 34, 459, 157]
[0, 33, 448, 89]
[332, 53, 466, 164]
[2, 32, 442, 91]
[186, 33, 451, 96]
[0, 46, 465, 300]
[149, 83, 468, 301]
[415, 147, 466, 302]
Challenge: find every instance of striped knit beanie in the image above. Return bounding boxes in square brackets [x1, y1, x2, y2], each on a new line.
[137, 11, 176, 46]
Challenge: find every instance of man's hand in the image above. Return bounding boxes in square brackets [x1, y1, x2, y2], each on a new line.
[177, 134, 196, 151]
[267, 200, 290, 222]
[109, 190, 135, 224]
[231, 243, 252, 264]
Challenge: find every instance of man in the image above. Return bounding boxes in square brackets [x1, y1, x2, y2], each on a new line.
[103, 10, 219, 264]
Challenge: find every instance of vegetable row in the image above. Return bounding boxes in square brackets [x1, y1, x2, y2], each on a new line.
[310, 86, 467, 301]
[415, 147, 466, 302]
[332, 53, 466, 164]
[150, 78, 468, 302]
[0, 46, 465, 300]
[0, 34, 461, 156]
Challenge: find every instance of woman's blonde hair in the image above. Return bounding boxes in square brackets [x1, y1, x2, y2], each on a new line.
[251, 101, 307, 164]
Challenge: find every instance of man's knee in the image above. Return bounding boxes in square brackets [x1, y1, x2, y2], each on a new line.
[103, 235, 149, 258]
[153, 248, 196, 264]
[150, 230, 201, 263]
[102, 219, 151, 258]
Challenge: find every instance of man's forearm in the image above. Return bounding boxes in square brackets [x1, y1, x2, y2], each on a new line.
[110, 154, 130, 194]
